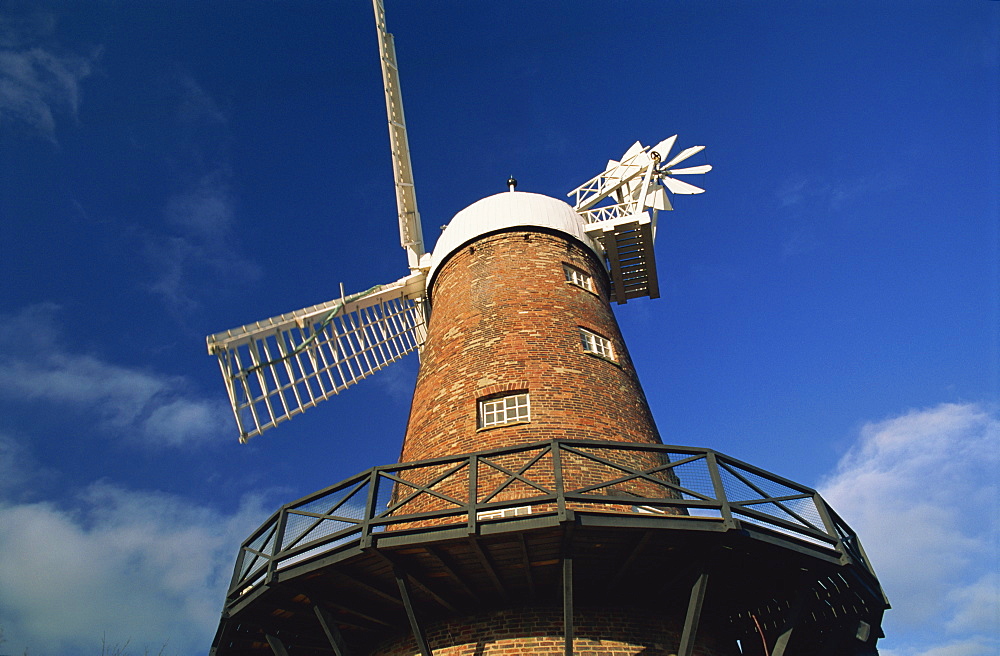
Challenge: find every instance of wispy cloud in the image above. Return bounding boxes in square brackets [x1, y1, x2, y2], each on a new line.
[0, 482, 271, 656]
[0, 433, 57, 503]
[0, 12, 97, 142]
[775, 169, 905, 257]
[820, 403, 1000, 656]
[777, 172, 894, 213]
[142, 76, 261, 315]
[146, 169, 261, 314]
[0, 304, 230, 447]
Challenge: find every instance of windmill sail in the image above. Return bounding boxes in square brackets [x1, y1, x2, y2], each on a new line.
[207, 274, 426, 442]
[374, 0, 425, 270]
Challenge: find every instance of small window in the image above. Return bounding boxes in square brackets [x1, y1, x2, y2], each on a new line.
[477, 505, 533, 521]
[563, 264, 594, 292]
[580, 328, 615, 360]
[479, 393, 530, 428]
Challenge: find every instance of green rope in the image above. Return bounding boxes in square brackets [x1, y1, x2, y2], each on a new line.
[241, 284, 385, 377]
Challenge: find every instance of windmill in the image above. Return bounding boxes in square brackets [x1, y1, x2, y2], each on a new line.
[207, 2, 887, 655]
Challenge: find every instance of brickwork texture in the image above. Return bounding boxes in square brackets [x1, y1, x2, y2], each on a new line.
[401, 228, 661, 464]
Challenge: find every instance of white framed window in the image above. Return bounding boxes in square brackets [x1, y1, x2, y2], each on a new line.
[563, 264, 594, 292]
[479, 393, 530, 428]
[580, 328, 615, 360]
[476, 505, 533, 521]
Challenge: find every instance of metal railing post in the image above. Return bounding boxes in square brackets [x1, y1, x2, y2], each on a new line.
[705, 451, 735, 527]
[266, 507, 288, 585]
[813, 492, 845, 560]
[553, 439, 567, 519]
[815, 494, 869, 570]
[468, 452, 478, 533]
[360, 467, 381, 548]
[227, 545, 247, 600]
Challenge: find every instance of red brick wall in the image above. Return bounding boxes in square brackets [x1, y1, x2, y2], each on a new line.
[400, 228, 662, 464]
[370, 606, 738, 656]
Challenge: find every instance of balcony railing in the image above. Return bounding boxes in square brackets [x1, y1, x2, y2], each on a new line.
[226, 439, 872, 606]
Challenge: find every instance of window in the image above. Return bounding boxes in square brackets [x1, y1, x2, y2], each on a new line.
[479, 393, 530, 428]
[476, 505, 533, 521]
[580, 328, 615, 360]
[631, 504, 668, 515]
[563, 264, 594, 292]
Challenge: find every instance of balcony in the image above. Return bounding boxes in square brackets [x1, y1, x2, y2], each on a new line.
[212, 439, 887, 656]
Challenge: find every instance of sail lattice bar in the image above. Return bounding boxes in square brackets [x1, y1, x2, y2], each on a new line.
[207, 276, 426, 442]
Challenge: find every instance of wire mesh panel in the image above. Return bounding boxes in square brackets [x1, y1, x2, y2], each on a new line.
[378, 459, 472, 530]
[563, 444, 681, 502]
[715, 457, 830, 546]
[207, 279, 425, 442]
[280, 479, 371, 555]
[235, 522, 279, 593]
[476, 445, 555, 506]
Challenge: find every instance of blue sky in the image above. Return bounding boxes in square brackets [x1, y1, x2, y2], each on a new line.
[0, 1, 997, 655]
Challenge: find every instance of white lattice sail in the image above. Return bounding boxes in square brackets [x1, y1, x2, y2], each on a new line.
[207, 275, 426, 442]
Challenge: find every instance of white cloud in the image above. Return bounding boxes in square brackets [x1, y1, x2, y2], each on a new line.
[0, 433, 56, 500]
[777, 176, 812, 208]
[0, 304, 230, 447]
[776, 171, 898, 213]
[164, 170, 235, 240]
[0, 10, 97, 142]
[820, 403, 1000, 656]
[146, 169, 261, 315]
[174, 72, 227, 128]
[880, 639, 998, 656]
[0, 482, 271, 656]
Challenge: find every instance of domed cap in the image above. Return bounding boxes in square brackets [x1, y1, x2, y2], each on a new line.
[427, 191, 599, 289]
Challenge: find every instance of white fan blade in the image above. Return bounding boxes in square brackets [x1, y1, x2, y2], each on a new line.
[661, 145, 706, 170]
[206, 274, 426, 442]
[624, 175, 646, 202]
[661, 176, 706, 195]
[602, 159, 623, 183]
[649, 135, 677, 162]
[620, 141, 645, 162]
[665, 164, 712, 175]
[647, 185, 672, 210]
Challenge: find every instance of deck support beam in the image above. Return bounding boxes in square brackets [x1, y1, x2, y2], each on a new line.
[427, 546, 478, 602]
[315, 605, 352, 656]
[563, 550, 574, 656]
[469, 538, 507, 599]
[265, 634, 289, 656]
[374, 550, 459, 613]
[677, 570, 709, 656]
[518, 533, 536, 598]
[771, 587, 809, 656]
[395, 565, 433, 656]
[608, 530, 651, 594]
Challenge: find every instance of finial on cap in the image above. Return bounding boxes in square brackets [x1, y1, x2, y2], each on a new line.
[507, 176, 517, 192]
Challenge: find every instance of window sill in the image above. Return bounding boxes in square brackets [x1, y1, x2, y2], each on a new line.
[564, 280, 600, 298]
[582, 351, 621, 368]
[477, 420, 531, 432]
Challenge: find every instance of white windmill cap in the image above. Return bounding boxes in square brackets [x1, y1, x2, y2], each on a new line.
[427, 191, 599, 290]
